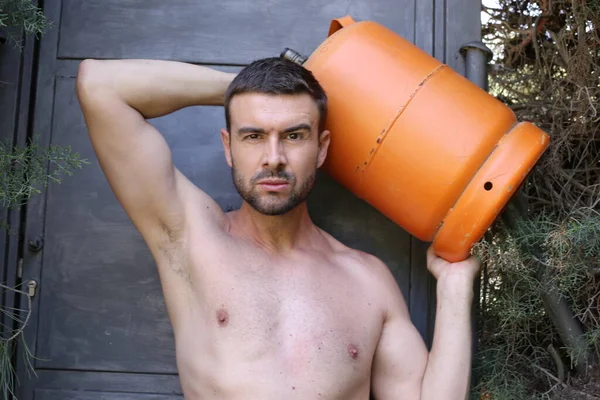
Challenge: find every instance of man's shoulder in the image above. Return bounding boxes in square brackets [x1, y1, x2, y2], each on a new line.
[316, 227, 382, 262]
[319, 232, 394, 285]
[317, 230, 408, 318]
[345, 248, 388, 273]
[336, 246, 408, 315]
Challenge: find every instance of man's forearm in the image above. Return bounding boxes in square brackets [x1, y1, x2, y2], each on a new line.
[420, 275, 474, 400]
[77, 59, 236, 118]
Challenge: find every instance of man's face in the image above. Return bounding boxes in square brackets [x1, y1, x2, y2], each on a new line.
[221, 92, 330, 216]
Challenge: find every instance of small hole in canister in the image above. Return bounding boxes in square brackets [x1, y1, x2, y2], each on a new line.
[484, 182, 493, 191]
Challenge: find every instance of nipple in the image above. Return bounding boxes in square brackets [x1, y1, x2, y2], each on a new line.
[347, 343, 359, 360]
[216, 308, 229, 327]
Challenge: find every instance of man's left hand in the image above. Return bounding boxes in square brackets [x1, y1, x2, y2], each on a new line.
[426, 245, 481, 284]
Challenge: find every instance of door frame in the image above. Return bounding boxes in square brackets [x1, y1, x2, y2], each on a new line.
[0, 3, 41, 400]
[11, 0, 63, 398]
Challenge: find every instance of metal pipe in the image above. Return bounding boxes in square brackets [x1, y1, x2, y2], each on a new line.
[459, 41, 493, 91]
[459, 40, 493, 390]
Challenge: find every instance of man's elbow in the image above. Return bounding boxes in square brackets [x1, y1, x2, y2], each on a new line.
[76, 59, 110, 99]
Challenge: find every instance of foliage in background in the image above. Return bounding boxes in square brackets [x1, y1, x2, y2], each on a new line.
[475, 0, 600, 398]
[0, 138, 86, 398]
[0, 284, 35, 399]
[0, 0, 50, 47]
[0, 138, 87, 212]
[474, 210, 600, 399]
[1, 2, 83, 398]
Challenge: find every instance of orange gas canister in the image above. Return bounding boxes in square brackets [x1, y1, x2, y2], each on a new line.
[286, 16, 550, 262]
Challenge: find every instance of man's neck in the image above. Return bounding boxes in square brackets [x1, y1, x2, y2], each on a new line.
[228, 202, 317, 253]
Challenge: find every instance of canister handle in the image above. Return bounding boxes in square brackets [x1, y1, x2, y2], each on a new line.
[328, 15, 356, 37]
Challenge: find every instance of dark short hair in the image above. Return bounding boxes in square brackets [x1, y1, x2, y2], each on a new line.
[224, 57, 328, 133]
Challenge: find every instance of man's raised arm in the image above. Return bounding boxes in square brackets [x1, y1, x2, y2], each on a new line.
[370, 246, 479, 400]
[76, 59, 235, 242]
[418, 246, 478, 399]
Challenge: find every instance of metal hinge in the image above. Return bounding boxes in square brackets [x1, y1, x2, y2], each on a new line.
[17, 258, 23, 278]
[27, 280, 38, 297]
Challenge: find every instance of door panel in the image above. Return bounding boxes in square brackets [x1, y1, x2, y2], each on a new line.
[35, 391, 181, 400]
[58, 0, 417, 63]
[28, 370, 183, 395]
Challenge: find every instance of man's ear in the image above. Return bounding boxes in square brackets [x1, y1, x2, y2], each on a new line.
[317, 130, 331, 168]
[221, 128, 233, 168]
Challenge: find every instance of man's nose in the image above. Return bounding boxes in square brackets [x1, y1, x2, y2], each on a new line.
[263, 135, 287, 169]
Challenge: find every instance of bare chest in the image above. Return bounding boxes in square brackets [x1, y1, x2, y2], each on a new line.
[183, 247, 384, 385]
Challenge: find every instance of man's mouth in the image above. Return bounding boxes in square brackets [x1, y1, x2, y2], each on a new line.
[257, 180, 290, 191]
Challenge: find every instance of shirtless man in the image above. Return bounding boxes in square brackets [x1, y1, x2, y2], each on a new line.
[76, 56, 480, 400]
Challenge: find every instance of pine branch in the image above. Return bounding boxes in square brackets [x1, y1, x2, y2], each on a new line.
[0, 137, 89, 211]
[0, 0, 51, 48]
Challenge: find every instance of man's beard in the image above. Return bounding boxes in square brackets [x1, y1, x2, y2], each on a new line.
[231, 161, 316, 216]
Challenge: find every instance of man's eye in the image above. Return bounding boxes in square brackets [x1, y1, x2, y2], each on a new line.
[287, 133, 301, 140]
[247, 134, 260, 140]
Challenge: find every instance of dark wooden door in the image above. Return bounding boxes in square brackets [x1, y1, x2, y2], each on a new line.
[11, 0, 480, 398]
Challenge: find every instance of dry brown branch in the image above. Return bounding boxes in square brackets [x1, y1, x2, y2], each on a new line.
[476, 1, 600, 398]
